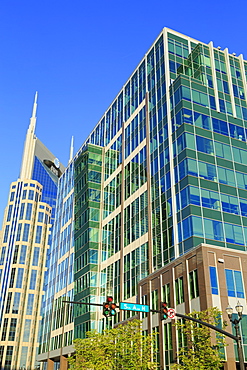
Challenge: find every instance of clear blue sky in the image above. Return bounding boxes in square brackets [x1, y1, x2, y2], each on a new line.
[1, 0, 247, 223]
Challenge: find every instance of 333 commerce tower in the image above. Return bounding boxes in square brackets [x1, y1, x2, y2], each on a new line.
[0, 93, 64, 370]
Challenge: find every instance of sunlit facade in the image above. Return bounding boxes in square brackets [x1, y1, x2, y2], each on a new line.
[0, 94, 64, 369]
[39, 27, 247, 369]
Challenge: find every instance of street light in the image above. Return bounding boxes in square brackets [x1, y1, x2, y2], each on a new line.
[226, 301, 245, 370]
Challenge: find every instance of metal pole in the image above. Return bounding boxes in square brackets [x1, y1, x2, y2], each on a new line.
[234, 322, 245, 370]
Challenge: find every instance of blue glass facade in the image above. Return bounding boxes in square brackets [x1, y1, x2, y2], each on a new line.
[38, 162, 74, 358]
[38, 27, 247, 369]
[32, 156, 58, 222]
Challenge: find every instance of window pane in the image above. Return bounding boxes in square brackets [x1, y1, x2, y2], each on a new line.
[209, 266, 218, 295]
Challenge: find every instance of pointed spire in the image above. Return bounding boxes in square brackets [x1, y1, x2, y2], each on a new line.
[20, 92, 38, 179]
[69, 136, 74, 163]
[29, 91, 38, 134]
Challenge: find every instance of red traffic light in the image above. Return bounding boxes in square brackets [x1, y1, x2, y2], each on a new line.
[103, 297, 117, 317]
[103, 302, 110, 317]
[160, 302, 168, 321]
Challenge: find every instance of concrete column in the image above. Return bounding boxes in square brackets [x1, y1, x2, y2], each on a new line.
[47, 359, 54, 370]
[60, 355, 68, 370]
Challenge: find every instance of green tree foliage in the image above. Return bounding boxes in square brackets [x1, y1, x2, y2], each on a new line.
[68, 320, 158, 370]
[172, 307, 226, 370]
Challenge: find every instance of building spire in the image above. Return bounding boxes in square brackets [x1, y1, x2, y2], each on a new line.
[29, 91, 38, 134]
[69, 136, 74, 163]
[20, 92, 38, 179]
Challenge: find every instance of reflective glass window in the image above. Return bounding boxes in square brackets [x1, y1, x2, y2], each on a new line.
[26, 294, 34, 315]
[204, 219, 224, 241]
[29, 270, 37, 290]
[16, 268, 24, 288]
[209, 266, 218, 294]
[23, 319, 31, 342]
[12, 292, 21, 314]
[19, 245, 27, 264]
[22, 224, 30, 242]
[35, 226, 42, 244]
[32, 247, 40, 266]
[225, 269, 244, 298]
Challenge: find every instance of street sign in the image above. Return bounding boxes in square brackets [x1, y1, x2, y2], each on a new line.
[119, 302, 150, 313]
[168, 308, 176, 319]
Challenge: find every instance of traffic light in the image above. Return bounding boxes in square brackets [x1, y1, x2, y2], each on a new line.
[103, 301, 110, 317]
[103, 296, 117, 317]
[160, 302, 168, 321]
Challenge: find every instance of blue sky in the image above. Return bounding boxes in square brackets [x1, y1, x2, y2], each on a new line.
[1, 0, 247, 222]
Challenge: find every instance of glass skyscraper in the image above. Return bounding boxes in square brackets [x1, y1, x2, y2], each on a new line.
[38, 27, 247, 369]
[0, 93, 64, 370]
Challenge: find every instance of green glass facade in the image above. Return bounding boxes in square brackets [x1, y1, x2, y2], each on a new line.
[39, 27, 247, 369]
[74, 144, 104, 337]
[73, 28, 247, 335]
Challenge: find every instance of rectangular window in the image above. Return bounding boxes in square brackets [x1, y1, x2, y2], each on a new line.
[29, 270, 37, 290]
[175, 276, 184, 305]
[32, 247, 40, 266]
[16, 268, 24, 288]
[16, 223, 22, 241]
[162, 283, 170, 306]
[38, 212, 44, 222]
[25, 203, 32, 220]
[26, 294, 34, 315]
[225, 269, 244, 298]
[209, 266, 218, 294]
[163, 322, 173, 364]
[9, 268, 16, 288]
[28, 190, 34, 200]
[13, 245, 19, 264]
[189, 269, 199, 299]
[151, 289, 158, 313]
[8, 319, 17, 341]
[19, 245, 27, 264]
[19, 347, 28, 369]
[22, 224, 30, 242]
[19, 203, 25, 220]
[5, 293, 12, 314]
[4, 346, 13, 368]
[35, 226, 42, 244]
[7, 205, 13, 222]
[3, 225, 10, 243]
[0, 247, 6, 265]
[23, 319, 31, 342]
[12, 292, 21, 314]
[1, 319, 8, 341]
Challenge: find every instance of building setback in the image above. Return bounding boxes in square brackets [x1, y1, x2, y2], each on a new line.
[0, 94, 64, 369]
[38, 27, 247, 369]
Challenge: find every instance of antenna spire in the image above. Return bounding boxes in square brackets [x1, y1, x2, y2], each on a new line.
[29, 91, 38, 134]
[20, 92, 38, 179]
[69, 136, 74, 163]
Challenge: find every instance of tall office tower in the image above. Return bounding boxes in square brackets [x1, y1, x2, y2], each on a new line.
[38, 148, 74, 370]
[0, 94, 64, 370]
[39, 27, 247, 369]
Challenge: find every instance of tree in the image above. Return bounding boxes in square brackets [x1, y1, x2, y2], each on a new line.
[172, 307, 226, 370]
[68, 319, 158, 370]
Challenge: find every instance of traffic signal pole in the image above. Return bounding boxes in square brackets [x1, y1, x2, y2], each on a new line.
[62, 300, 160, 313]
[176, 312, 245, 370]
[175, 312, 238, 341]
